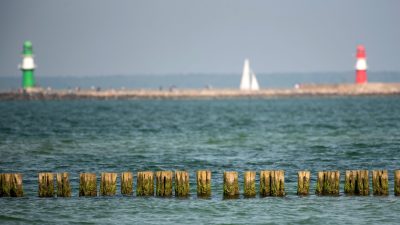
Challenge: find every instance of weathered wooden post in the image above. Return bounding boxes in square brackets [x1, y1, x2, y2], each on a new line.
[297, 171, 310, 195]
[260, 170, 285, 197]
[156, 171, 173, 197]
[175, 171, 189, 197]
[100, 172, 117, 196]
[121, 172, 133, 196]
[38, 172, 54, 197]
[223, 171, 239, 198]
[0, 173, 23, 197]
[137, 171, 154, 196]
[56, 172, 71, 197]
[244, 171, 256, 197]
[395, 170, 400, 196]
[260, 170, 271, 196]
[372, 170, 388, 196]
[344, 170, 369, 195]
[79, 173, 97, 197]
[315, 171, 340, 195]
[196, 170, 211, 197]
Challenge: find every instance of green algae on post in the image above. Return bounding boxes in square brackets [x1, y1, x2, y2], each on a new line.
[100, 172, 117, 196]
[316, 171, 340, 196]
[223, 171, 239, 198]
[344, 170, 369, 196]
[79, 173, 97, 197]
[0, 173, 24, 197]
[175, 171, 189, 197]
[156, 171, 173, 197]
[244, 171, 256, 198]
[372, 170, 388, 196]
[260, 171, 271, 197]
[137, 171, 154, 196]
[260, 170, 285, 197]
[297, 171, 310, 196]
[121, 172, 133, 196]
[196, 170, 211, 197]
[395, 170, 400, 196]
[38, 172, 54, 197]
[56, 172, 71, 197]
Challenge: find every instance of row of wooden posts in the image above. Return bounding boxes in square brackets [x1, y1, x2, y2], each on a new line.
[1, 170, 400, 198]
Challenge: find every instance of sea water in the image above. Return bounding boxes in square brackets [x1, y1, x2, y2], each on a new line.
[0, 97, 400, 224]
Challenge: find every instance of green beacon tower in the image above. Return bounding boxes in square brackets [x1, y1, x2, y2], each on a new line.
[20, 41, 36, 89]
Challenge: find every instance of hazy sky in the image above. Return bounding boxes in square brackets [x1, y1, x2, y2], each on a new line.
[0, 0, 399, 76]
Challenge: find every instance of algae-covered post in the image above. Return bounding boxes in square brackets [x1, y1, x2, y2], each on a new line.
[156, 171, 173, 197]
[137, 171, 154, 196]
[260, 170, 285, 197]
[79, 173, 97, 197]
[372, 170, 388, 196]
[395, 170, 400, 196]
[56, 172, 71, 197]
[244, 171, 256, 197]
[344, 170, 369, 195]
[316, 171, 340, 195]
[344, 170, 356, 194]
[38, 172, 54, 197]
[175, 171, 189, 197]
[260, 171, 271, 197]
[223, 171, 239, 198]
[100, 172, 117, 196]
[0, 173, 23, 197]
[196, 170, 211, 197]
[121, 172, 133, 196]
[297, 171, 310, 195]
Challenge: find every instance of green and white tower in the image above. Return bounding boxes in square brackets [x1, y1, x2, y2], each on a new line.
[19, 41, 36, 89]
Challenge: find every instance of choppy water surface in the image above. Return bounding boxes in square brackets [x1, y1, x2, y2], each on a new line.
[1, 97, 400, 224]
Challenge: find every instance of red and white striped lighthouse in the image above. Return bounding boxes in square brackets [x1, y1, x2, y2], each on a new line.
[355, 45, 367, 84]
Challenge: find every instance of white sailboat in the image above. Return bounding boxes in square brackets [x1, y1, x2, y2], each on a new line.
[240, 59, 260, 91]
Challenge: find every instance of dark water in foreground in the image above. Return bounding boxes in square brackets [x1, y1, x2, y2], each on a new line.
[0, 97, 400, 224]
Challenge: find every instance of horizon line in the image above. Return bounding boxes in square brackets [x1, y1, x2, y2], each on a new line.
[1, 70, 400, 78]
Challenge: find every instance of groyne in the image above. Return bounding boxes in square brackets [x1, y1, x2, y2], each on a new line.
[1, 83, 400, 100]
[1, 170, 399, 198]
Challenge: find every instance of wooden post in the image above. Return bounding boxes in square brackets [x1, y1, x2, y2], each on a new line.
[100, 172, 117, 196]
[395, 170, 400, 196]
[244, 171, 256, 197]
[344, 170, 369, 195]
[0, 173, 23, 197]
[121, 172, 133, 196]
[260, 170, 285, 197]
[175, 171, 189, 197]
[196, 170, 211, 197]
[156, 171, 173, 197]
[372, 170, 388, 196]
[344, 170, 356, 194]
[137, 171, 154, 196]
[357, 170, 369, 196]
[56, 172, 71, 197]
[260, 171, 271, 197]
[316, 171, 340, 195]
[297, 171, 310, 195]
[79, 173, 97, 197]
[38, 172, 54, 197]
[223, 171, 239, 198]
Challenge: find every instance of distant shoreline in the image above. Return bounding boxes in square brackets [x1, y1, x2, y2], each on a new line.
[1, 83, 400, 100]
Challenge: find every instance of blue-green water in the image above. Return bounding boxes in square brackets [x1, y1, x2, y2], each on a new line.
[1, 97, 400, 224]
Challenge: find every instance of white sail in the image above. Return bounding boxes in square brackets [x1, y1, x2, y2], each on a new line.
[240, 59, 260, 91]
[240, 59, 251, 90]
[250, 70, 260, 90]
